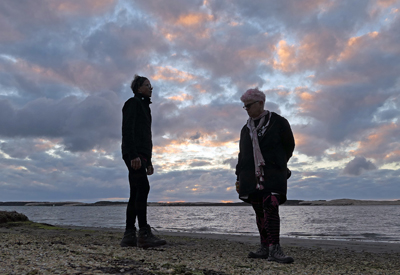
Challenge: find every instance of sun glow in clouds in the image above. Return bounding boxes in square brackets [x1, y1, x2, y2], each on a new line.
[152, 66, 196, 83]
[153, 135, 238, 173]
[176, 13, 214, 26]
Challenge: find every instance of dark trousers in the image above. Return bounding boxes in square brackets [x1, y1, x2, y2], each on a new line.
[250, 192, 281, 246]
[123, 155, 150, 231]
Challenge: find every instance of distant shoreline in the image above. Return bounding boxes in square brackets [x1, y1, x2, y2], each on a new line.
[1, 198, 400, 207]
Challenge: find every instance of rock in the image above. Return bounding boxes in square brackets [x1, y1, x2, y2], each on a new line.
[0, 211, 29, 224]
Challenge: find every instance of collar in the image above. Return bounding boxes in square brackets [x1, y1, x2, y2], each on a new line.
[135, 94, 152, 104]
[250, 110, 269, 121]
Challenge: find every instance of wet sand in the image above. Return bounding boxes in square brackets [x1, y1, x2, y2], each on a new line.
[162, 230, 400, 253]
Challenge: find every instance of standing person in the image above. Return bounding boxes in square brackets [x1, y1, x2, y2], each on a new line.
[235, 88, 295, 263]
[120, 75, 166, 249]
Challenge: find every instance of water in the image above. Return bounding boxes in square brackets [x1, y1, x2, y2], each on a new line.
[2, 205, 400, 243]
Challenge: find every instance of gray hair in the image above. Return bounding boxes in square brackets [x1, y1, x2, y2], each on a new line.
[240, 88, 266, 103]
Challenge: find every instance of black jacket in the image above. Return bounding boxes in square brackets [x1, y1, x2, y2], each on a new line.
[235, 112, 295, 203]
[121, 95, 152, 165]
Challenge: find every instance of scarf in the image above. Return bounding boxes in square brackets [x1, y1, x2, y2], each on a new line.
[246, 110, 271, 190]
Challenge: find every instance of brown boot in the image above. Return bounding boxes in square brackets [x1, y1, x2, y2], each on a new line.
[120, 228, 137, 247]
[137, 225, 166, 249]
[268, 244, 294, 264]
[248, 243, 269, 259]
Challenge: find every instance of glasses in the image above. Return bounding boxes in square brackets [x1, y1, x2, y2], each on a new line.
[143, 83, 153, 89]
[243, 101, 259, 110]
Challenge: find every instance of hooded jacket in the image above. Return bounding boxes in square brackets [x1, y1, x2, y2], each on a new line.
[235, 112, 295, 203]
[121, 94, 152, 166]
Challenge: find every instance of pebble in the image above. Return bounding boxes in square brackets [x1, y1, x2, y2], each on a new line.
[1, 223, 400, 274]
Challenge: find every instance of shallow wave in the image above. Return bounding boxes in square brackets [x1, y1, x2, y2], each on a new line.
[1, 205, 400, 243]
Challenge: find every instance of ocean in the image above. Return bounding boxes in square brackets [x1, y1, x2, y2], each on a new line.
[1, 205, 400, 243]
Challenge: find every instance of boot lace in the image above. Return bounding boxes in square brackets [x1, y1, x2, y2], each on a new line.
[273, 245, 287, 258]
[147, 226, 162, 240]
[256, 245, 268, 254]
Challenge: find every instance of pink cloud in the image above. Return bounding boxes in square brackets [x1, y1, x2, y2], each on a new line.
[273, 40, 297, 72]
[354, 123, 400, 163]
[167, 93, 194, 102]
[175, 13, 214, 26]
[291, 131, 331, 157]
[51, 0, 117, 16]
[152, 66, 196, 83]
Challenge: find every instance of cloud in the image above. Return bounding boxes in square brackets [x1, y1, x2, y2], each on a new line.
[288, 166, 400, 200]
[152, 101, 247, 144]
[1, 1, 400, 202]
[148, 169, 237, 202]
[355, 122, 400, 164]
[0, 92, 121, 152]
[292, 130, 331, 157]
[152, 66, 196, 83]
[292, 17, 400, 162]
[223, 157, 237, 170]
[343, 156, 377, 176]
[189, 160, 212, 167]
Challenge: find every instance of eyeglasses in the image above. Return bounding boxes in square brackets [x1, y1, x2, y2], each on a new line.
[243, 101, 259, 110]
[143, 83, 153, 89]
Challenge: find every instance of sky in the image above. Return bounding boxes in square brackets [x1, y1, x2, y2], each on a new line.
[0, 0, 399, 203]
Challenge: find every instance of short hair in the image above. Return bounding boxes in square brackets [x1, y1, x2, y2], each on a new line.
[240, 88, 266, 103]
[131, 74, 148, 94]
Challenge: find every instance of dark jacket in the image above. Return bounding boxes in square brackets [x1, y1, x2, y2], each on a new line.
[235, 112, 295, 203]
[121, 94, 152, 166]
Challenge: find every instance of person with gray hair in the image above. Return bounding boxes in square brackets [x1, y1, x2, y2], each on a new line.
[235, 88, 295, 263]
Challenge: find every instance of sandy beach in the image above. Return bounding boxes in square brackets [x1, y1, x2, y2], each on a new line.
[1, 221, 400, 275]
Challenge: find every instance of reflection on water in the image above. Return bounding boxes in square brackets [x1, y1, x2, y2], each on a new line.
[1, 205, 400, 243]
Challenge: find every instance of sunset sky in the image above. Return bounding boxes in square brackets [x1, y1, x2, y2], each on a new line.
[1, 0, 399, 203]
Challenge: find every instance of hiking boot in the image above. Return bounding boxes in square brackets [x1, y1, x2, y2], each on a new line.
[120, 228, 137, 247]
[137, 224, 167, 249]
[268, 244, 294, 264]
[248, 243, 269, 259]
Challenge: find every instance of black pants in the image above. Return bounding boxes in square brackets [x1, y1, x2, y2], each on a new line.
[123, 155, 150, 231]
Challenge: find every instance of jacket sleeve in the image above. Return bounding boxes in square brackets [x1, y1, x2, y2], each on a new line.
[235, 126, 246, 181]
[122, 100, 139, 161]
[235, 152, 241, 181]
[279, 117, 295, 162]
